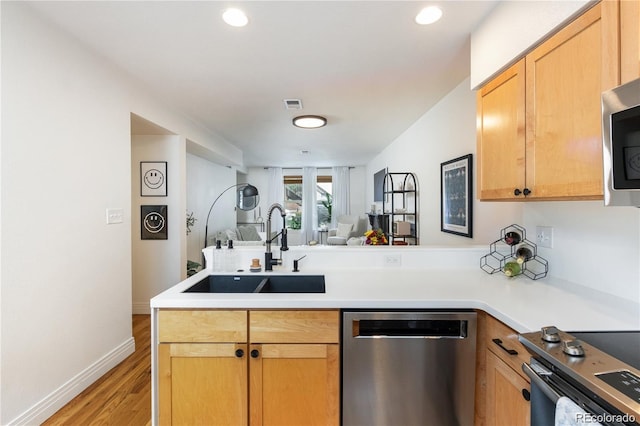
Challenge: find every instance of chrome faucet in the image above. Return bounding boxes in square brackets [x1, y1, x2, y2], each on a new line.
[265, 203, 289, 271]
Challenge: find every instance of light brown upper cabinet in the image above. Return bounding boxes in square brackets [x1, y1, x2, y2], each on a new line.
[620, 0, 640, 83]
[477, 60, 526, 200]
[477, 2, 620, 201]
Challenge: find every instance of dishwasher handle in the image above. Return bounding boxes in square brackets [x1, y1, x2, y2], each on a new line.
[352, 318, 469, 339]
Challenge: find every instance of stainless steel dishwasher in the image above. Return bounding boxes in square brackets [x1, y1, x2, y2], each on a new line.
[342, 310, 477, 426]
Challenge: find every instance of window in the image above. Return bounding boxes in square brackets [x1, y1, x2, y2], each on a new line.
[284, 175, 332, 229]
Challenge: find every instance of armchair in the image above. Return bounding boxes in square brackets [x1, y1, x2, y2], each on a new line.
[327, 215, 368, 245]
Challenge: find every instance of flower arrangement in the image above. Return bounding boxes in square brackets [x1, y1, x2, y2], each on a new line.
[364, 228, 388, 245]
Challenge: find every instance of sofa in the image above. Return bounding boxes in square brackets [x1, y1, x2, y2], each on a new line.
[212, 225, 266, 246]
[327, 215, 368, 245]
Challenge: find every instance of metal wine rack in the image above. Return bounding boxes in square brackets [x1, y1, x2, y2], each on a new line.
[480, 224, 548, 280]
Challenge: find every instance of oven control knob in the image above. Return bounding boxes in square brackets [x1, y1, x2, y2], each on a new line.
[563, 339, 585, 357]
[541, 326, 561, 343]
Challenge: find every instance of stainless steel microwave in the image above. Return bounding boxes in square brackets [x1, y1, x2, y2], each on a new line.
[602, 78, 640, 206]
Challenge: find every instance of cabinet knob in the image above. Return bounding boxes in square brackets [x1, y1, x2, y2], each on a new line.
[250, 349, 260, 358]
[514, 189, 522, 196]
[235, 349, 244, 358]
[523, 188, 531, 196]
[522, 388, 531, 401]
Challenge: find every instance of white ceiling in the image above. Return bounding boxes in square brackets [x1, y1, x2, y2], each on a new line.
[28, 1, 499, 168]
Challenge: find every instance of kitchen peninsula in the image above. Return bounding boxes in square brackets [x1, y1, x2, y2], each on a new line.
[150, 246, 639, 425]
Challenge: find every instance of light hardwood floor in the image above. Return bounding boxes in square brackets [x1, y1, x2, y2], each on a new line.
[43, 315, 151, 426]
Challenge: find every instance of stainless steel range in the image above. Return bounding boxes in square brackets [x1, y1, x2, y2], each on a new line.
[519, 327, 640, 426]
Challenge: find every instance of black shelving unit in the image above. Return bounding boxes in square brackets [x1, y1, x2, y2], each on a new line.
[382, 172, 418, 245]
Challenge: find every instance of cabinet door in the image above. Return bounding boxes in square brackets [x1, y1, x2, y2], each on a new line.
[477, 60, 526, 200]
[620, 0, 640, 83]
[485, 350, 530, 426]
[249, 343, 339, 426]
[158, 343, 248, 426]
[525, 3, 616, 200]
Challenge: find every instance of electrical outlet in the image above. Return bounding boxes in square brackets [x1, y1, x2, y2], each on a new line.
[535, 226, 553, 248]
[384, 254, 402, 267]
[106, 208, 124, 224]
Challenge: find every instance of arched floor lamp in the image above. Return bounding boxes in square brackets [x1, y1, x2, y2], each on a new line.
[203, 183, 260, 262]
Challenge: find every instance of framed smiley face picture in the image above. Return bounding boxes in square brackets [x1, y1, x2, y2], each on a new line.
[140, 161, 167, 196]
[141, 205, 168, 240]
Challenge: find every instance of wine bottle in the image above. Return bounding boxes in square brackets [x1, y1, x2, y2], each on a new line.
[515, 246, 533, 264]
[503, 261, 521, 277]
[504, 231, 521, 246]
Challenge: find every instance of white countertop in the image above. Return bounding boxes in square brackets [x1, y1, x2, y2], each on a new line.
[150, 266, 640, 333]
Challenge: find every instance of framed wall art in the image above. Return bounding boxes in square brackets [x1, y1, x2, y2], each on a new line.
[441, 154, 473, 238]
[373, 167, 387, 202]
[141, 205, 168, 240]
[140, 161, 167, 196]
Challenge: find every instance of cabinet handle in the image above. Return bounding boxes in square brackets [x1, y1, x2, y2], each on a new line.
[522, 388, 531, 401]
[523, 188, 531, 196]
[250, 349, 260, 358]
[235, 349, 244, 358]
[514, 189, 522, 196]
[492, 338, 518, 355]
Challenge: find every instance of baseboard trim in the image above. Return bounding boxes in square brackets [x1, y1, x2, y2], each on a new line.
[132, 302, 150, 314]
[7, 336, 135, 426]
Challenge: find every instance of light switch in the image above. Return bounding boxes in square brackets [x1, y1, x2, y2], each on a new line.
[106, 208, 124, 224]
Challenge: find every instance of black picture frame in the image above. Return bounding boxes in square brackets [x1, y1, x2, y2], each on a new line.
[441, 154, 473, 238]
[141, 205, 168, 240]
[140, 161, 167, 197]
[373, 167, 387, 202]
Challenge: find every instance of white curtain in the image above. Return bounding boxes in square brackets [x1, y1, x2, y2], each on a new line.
[331, 166, 350, 228]
[266, 167, 283, 208]
[264, 167, 283, 229]
[301, 167, 317, 244]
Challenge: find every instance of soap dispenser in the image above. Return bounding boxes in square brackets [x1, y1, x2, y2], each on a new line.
[225, 240, 237, 272]
[213, 239, 223, 272]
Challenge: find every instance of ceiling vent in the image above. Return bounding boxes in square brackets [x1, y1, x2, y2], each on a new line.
[284, 99, 303, 110]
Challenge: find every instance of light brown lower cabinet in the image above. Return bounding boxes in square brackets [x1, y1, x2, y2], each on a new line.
[157, 309, 340, 426]
[485, 349, 531, 426]
[475, 311, 532, 426]
[159, 342, 249, 425]
[250, 343, 339, 426]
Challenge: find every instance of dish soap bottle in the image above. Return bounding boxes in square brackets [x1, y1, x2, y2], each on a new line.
[213, 239, 223, 272]
[225, 240, 237, 272]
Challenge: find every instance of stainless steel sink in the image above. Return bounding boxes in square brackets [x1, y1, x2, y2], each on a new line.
[183, 274, 325, 294]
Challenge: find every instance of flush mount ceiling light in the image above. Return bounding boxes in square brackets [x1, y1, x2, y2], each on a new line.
[222, 8, 248, 27]
[292, 115, 327, 129]
[415, 6, 443, 25]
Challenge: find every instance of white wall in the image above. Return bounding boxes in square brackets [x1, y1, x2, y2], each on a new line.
[0, 3, 242, 423]
[523, 202, 640, 302]
[131, 135, 186, 314]
[470, 0, 591, 88]
[470, 0, 639, 303]
[367, 77, 523, 246]
[368, 77, 639, 304]
[185, 154, 236, 262]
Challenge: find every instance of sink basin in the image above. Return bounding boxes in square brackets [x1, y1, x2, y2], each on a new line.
[183, 274, 325, 294]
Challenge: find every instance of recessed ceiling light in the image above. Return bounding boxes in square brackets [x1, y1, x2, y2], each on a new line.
[222, 8, 248, 27]
[415, 6, 443, 25]
[293, 115, 327, 129]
